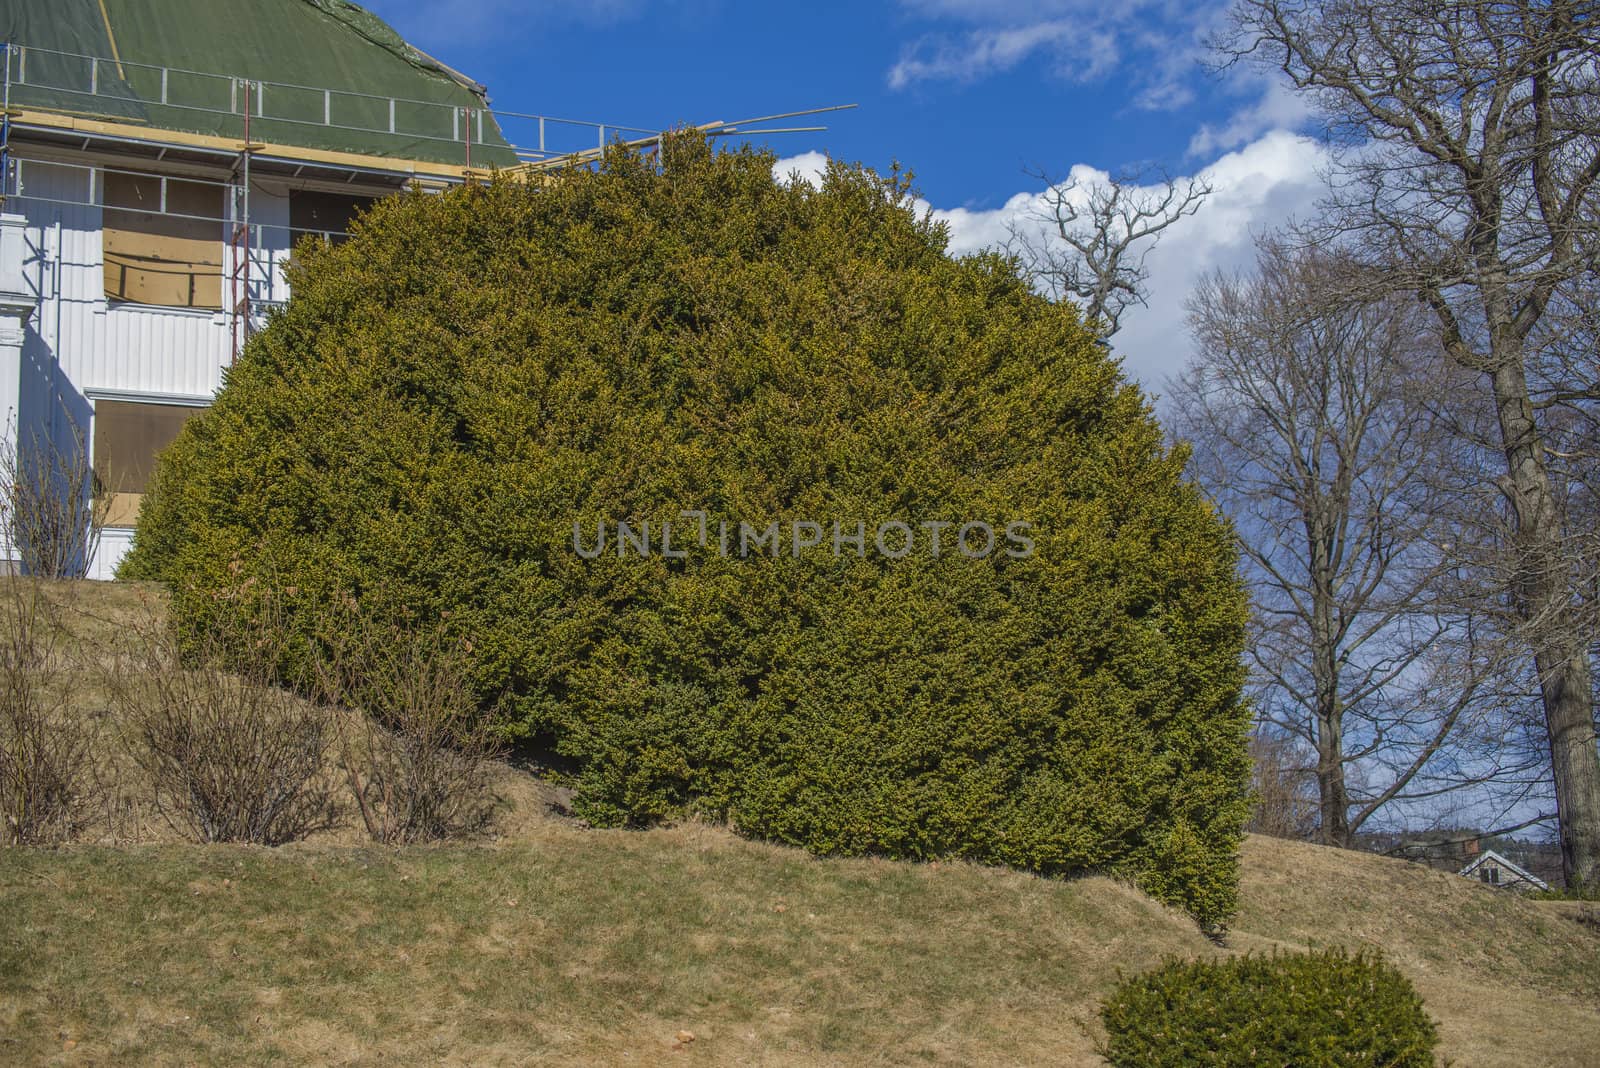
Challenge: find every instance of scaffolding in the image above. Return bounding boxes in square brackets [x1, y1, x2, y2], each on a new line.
[0, 43, 12, 207]
[0, 40, 852, 361]
[0, 42, 848, 169]
[230, 78, 256, 361]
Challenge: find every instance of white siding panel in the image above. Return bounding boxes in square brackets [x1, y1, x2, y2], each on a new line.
[247, 186, 294, 307]
[0, 349, 17, 441]
[90, 527, 135, 581]
[89, 305, 228, 397]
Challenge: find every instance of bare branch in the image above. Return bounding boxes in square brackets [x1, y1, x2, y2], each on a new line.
[1218, 0, 1600, 891]
[1170, 234, 1525, 847]
[1008, 167, 1211, 337]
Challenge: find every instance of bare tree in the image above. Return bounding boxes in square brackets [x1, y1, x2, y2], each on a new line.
[1220, 0, 1600, 887]
[1171, 238, 1537, 846]
[1008, 167, 1210, 337]
[1527, 270, 1600, 633]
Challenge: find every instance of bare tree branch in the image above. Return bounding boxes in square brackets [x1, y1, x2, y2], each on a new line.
[1008, 167, 1210, 337]
[1219, 0, 1600, 889]
[1170, 236, 1528, 846]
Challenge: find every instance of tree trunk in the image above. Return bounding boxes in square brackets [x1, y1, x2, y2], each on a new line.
[1309, 506, 1353, 848]
[1489, 355, 1600, 889]
[1541, 643, 1600, 888]
[1316, 744, 1352, 847]
[1315, 706, 1351, 847]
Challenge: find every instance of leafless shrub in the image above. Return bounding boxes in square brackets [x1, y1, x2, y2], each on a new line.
[2, 410, 115, 580]
[94, 773, 149, 845]
[0, 578, 96, 844]
[318, 613, 503, 845]
[1247, 731, 1319, 842]
[0, 410, 126, 845]
[110, 604, 336, 845]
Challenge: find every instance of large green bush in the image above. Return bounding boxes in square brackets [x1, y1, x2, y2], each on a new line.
[1099, 947, 1440, 1067]
[123, 136, 1251, 924]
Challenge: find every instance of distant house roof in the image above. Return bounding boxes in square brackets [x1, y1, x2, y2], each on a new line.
[1, 0, 517, 167]
[1459, 849, 1551, 891]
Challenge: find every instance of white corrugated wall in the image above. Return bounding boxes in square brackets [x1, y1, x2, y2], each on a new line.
[19, 160, 234, 399]
[11, 160, 295, 578]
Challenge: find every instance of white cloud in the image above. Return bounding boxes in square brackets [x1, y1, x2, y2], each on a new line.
[1187, 81, 1316, 157]
[921, 167, 1100, 253]
[887, 21, 1091, 90]
[1133, 80, 1196, 113]
[888, 0, 1230, 111]
[772, 151, 830, 187]
[917, 131, 1329, 387]
[1114, 131, 1328, 388]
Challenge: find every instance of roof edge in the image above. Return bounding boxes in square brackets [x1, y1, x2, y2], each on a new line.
[1458, 849, 1551, 889]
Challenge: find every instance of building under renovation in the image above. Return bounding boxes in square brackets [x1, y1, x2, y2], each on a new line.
[0, 0, 657, 577]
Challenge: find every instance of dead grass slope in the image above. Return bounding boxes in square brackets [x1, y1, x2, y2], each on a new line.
[1233, 835, 1600, 1068]
[1, 580, 1596, 1065]
[2, 829, 1212, 1066]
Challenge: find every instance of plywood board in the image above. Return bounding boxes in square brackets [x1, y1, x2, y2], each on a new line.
[102, 170, 225, 309]
[92, 398, 203, 495]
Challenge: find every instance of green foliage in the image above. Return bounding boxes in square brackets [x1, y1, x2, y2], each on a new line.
[122, 135, 1251, 924]
[1531, 882, 1600, 901]
[1099, 948, 1439, 1067]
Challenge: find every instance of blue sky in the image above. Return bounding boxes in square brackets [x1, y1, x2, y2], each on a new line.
[363, 0, 1331, 387]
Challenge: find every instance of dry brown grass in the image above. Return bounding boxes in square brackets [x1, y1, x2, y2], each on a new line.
[3, 829, 1595, 1066]
[1, 826, 1211, 1066]
[0, 577, 97, 844]
[1, 581, 1596, 1066]
[1235, 835, 1600, 1068]
[9, 580, 504, 849]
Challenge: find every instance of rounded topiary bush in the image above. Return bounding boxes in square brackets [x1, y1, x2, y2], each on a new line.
[1099, 948, 1440, 1067]
[123, 135, 1251, 924]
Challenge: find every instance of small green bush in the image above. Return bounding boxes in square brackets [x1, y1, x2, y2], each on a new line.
[123, 134, 1251, 924]
[1531, 884, 1600, 902]
[1099, 947, 1439, 1067]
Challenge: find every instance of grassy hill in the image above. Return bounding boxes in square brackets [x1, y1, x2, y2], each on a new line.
[2, 581, 1597, 1066]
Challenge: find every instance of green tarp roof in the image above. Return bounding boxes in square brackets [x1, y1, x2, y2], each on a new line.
[2, 0, 517, 167]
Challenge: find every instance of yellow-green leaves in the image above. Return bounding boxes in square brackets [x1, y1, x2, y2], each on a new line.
[124, 135, 1251, 926]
